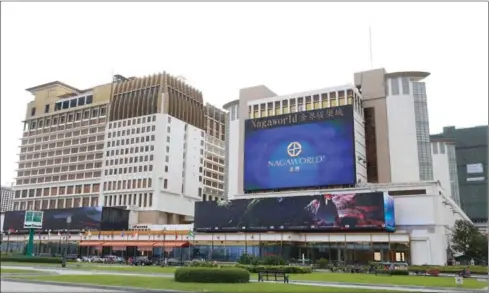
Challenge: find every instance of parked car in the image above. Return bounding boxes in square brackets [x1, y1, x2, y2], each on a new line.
[132, 256, 153, 266]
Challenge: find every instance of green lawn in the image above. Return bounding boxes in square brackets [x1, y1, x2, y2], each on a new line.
[10, 274, 402, 293]
[2, 263, 486, 289]
[0, 268, 48, 274]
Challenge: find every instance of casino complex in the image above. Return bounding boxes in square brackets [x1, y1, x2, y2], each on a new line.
[1, 68, 469, 266]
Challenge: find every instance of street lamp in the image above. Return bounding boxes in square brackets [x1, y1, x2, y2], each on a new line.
[61, 216, 72, 268]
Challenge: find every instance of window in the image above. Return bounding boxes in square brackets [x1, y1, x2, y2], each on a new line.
[432, 142, 438, 154]
[78, 97, 86, 106]
[164, 179, 168, 189]
[439, 142, 446, 154]
[390, 78, 400, 95]
[70, 99, 77, 108]
[44, 104, 50, 113]
[165, 165, 168, 172]
[31, 107, 36, 116]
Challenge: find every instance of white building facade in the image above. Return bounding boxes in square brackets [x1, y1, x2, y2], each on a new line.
[100, 112, 204, 218]
[223, 85, 367, 199]
[431, 139, 461, 205]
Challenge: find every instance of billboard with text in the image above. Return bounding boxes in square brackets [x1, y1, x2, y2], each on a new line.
[244, 105, 356, 192]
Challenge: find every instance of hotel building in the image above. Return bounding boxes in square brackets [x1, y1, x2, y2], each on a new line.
[12, 72, 224, 224]
[14, 81, 110, 211]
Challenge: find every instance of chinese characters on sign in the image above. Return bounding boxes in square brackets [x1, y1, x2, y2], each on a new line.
[248, 106, 348, 130]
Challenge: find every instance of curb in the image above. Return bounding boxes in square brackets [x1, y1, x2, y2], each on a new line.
[1, 278, 191, 293]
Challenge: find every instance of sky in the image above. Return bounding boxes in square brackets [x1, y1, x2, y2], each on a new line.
[1, 2, 488, 186]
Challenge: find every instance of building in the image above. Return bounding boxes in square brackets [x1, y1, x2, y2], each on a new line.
[223, 85, 366, 199]
[353, 69, 434, 183]
[1, 187, 14, 212]
[1, 182, 469, 266]
[431, 126, 488, 228]
[203, 103, 226, 201]
[430, 137, 461, 205]
[12, 72, 211, 225]
[14, 81, 110, 211]
[100, 73, 204, 224]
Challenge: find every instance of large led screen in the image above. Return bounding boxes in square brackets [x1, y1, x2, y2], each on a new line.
[244, 105, 356, 192]
[194, 192, 394, 232]
[383, 193, 396, 232]
[2, 207, 129, 233]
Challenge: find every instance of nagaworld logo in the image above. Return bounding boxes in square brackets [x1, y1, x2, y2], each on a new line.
[267, 141, 327, 171]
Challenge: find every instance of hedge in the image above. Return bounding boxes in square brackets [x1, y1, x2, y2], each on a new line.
[174, 267, 250, 283]
[408, 265, 488, 275]
[236, 264, 312, 274]
[0, 256, 71, 264]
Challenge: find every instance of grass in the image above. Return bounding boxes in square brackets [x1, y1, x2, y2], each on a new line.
[2, 262, 486, 289]
[0, 268, 48, 274]
[10, 274, 403, 293]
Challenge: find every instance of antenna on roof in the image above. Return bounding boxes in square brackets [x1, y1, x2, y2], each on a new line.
[369, 26, 373, 69]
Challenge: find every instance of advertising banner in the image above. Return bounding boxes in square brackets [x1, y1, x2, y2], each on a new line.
[244, 105, 356, 192]
[194, 192, 395, 233]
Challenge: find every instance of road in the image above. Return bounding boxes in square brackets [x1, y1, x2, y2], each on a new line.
[1, 280, 127, 292]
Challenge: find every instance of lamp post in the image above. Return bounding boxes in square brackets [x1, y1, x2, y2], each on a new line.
[61, 216, 72, 268]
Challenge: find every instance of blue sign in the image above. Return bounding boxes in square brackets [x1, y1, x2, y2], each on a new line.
[244, 105, 356, 191]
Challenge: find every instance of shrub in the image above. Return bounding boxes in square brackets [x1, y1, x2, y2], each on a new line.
[236, 264, 312, 274]
[238, 253, 259, 265]
[318, 258, 328, 269]
[0, 256, 67, 264]
[174, 267, 250, 283]
[188, 260, 218, 267]
[408, 265, 488, 275]
[376, 269, 409, 276]
[259, 255, 286, 266]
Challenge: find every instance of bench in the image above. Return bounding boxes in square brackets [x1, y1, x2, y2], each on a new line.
[258, 271, 289, 283]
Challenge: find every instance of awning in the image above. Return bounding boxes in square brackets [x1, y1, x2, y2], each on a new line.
[79, 241, 104, 247]
[102, 241, 156, 247]
[153, 241, 190, 248]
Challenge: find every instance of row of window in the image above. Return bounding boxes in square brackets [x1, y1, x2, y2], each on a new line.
[107, 125, 156, 140]
[105, 146, 154, 165]
[105, 137, 155, 157]
[203, 170, 224, 181]
[104, 193, 153, 208]
[21, 135, 104, 154]
[248, 90, 362, 119]
[108, 115, 157, 129]
[26, 105, 106, 131]
[21, 126, 106, 146]
[18, 162, 103, 178]
[19, 153, 102, 170]
[16, 171, 102, 186]
[103, 178, 152, 191]
[13, 196, 99, 211]
[54, 95, 94, 112]
[104, 164, 154, 176]
[203, 179, 223, 190]
[20, 147, 104, 163]
[14, 183, 101, 199]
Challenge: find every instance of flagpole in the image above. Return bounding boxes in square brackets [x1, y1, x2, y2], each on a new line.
[211, 233, 214, 261]
[6, 230, 11, 254]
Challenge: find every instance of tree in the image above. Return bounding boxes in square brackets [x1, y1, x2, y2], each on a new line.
[451, 219, 488, 260]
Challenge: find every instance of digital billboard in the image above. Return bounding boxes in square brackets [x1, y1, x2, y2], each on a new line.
[244, 105, 356, 192]
[383, 193, 396, 232]
[194, 192, 396, 232]
[2, 207, 129, 233]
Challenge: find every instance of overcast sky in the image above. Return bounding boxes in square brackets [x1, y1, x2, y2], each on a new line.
[1, 3, 488, 186]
